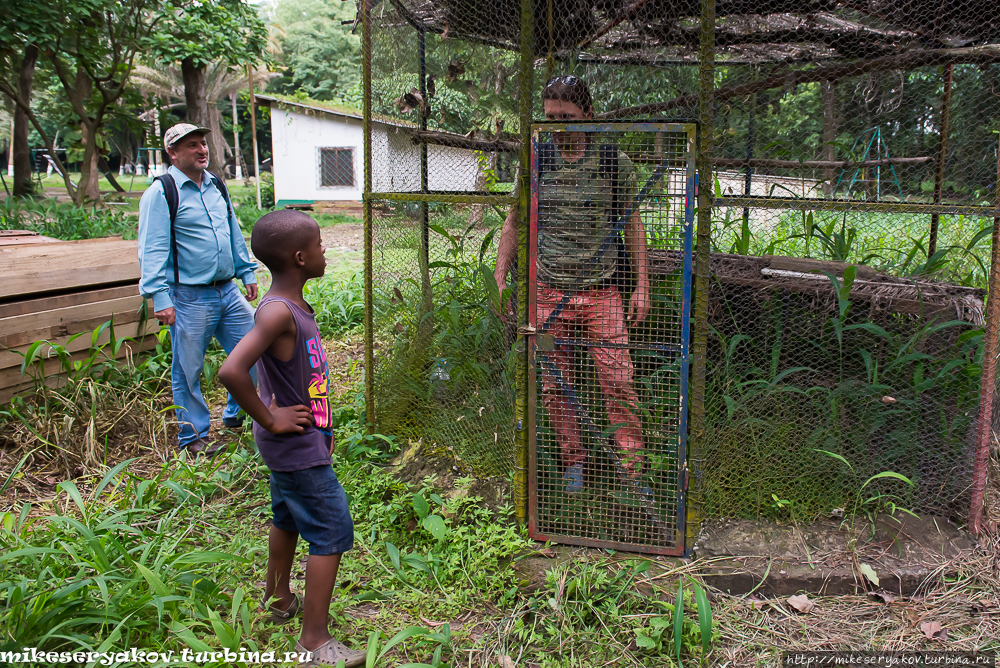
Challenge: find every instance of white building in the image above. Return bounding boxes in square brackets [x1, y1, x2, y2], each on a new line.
[258, 95, 483, 206]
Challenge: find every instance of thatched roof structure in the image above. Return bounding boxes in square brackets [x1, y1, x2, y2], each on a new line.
[379, 0, 1000, 63]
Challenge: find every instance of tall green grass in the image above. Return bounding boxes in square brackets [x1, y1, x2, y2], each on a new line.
[0, 198, 138, 240]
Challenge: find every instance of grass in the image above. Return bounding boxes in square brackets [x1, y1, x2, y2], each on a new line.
[1, 199, 998, 665]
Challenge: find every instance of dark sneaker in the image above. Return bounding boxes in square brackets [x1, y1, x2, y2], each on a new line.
[223, 415, 246, 428]
[180, 438, 208, 456]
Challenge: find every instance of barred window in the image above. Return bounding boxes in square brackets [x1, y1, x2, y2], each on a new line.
[319, 148, 355, 187]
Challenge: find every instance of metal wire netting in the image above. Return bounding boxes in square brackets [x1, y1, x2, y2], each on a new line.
[362, 0, 1000, 539]
[370, 199, 517, 475]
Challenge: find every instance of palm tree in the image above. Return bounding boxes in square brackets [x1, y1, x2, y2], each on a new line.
[131, 62, 278, 179]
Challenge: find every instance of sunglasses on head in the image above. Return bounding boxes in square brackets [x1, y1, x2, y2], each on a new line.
[545, 75, 580, 88]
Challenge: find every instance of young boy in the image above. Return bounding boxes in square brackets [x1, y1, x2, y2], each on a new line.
[219, 210, 365, 668]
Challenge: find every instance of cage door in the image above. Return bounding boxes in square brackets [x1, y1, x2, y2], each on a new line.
[526, 122, 695, 555]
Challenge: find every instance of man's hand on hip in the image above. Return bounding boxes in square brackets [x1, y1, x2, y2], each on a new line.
[154, 307, 176, 326]
[245, 284, 258, 302]
[627, 282, 651, 325]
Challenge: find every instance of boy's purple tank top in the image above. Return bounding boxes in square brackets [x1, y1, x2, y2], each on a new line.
[253, 295, 333, 472]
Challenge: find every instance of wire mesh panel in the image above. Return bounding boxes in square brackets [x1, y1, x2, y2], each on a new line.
[527, 123, 695, 554]
[697, 222, 988, 522]
[369, 197, 516, 476]
[363, 0, 1000, 533]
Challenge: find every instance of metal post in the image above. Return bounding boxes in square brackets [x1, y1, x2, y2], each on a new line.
[420, 31, 430, 252]
[970, 128, 1000, 536]
[8, 117, 14, 177]
[822, 80, 836, 197]
[248, 65, 262, 209]
[742, 90, 755, 228]
[514, 0, 535, 526]
[687, 0, 716, 549]
[231, 93, 242, 181]
[414, 29, 435, 405]
[929, 63, 953, 258]
[363, 0, 375, 432]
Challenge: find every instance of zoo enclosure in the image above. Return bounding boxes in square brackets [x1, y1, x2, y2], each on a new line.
[361, 0, 1000, 547]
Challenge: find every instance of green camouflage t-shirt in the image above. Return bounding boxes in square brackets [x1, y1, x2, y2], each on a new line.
[537, 141, 638, 290]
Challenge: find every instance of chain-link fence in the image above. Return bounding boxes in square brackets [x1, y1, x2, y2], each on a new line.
[361, 0, 1000, 547]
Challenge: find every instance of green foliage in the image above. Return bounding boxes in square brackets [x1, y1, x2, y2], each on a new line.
[0, 319, 171, 470]
[364, 624, 454, 668]
[509, 558, 716, 666]
[0, 453, 263, 656]
[304, 272, 365, 338]
[704, 268, 982, 521]
[0, 197, 138, 240]
[268, 0, 361, 102]
[712, 208, 993, 289]
[149, 0, 269, 69]
[235, 173, 276, 228]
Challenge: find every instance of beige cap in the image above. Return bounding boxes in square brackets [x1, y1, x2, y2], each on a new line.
[163, 122, 211, 151]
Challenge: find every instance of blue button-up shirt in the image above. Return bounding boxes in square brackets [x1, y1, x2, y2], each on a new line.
[138, 166, 257, 311]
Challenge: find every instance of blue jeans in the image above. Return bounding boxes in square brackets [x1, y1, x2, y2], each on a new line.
[270, 465, 354, 555]
[169, 282, 256, 447]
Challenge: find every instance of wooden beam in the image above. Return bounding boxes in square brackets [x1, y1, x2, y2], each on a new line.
[0, 334, 158, 404]
[0, 295, 147, 349]
[0, 285, 138, 319]
[409, 130, 520, 153]
[408, 129, 933, 175]
[0, 238, 140, 299]
[0, 318, 159, 371]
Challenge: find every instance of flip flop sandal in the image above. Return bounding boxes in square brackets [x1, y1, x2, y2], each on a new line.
[260, 593, 302, 623]
[295, 638, 366, 668]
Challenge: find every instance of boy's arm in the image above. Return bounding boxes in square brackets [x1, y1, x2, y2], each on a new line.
[219, 303, 314, 434]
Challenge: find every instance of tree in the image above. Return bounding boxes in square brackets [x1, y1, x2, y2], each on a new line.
[149, 0, 269, 179]
[268, 0, 360, 102]
[0, 4, 62, 196]
[42, 0, 162, 202]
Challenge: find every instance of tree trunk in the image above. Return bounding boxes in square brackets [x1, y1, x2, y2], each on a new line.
[98, 156, 126, 192]
[70, 67, 101, 203]
[181, 57, 226, 178]
[12, 44, 38, 197]
[78, 121, 102, 202]
[207, 104, 231, 178]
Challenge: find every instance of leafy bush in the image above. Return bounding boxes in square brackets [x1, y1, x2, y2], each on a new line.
[0, 197, 137, 240]
[305, 272, 365, 338]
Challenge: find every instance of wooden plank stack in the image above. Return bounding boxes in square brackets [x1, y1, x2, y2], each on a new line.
[0, 237, 159, 403]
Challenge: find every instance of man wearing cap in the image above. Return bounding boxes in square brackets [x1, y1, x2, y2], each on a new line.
[138, 123, 259, 455]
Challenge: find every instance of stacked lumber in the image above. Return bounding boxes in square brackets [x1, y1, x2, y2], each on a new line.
[0, 238, 159, 403]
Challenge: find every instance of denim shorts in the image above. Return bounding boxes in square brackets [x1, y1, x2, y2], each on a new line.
[270, 465, 354, 555]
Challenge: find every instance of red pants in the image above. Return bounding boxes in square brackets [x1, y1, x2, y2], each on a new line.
[536, 284, 643, 473]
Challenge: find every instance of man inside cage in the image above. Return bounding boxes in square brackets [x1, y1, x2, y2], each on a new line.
[493, 75, 650, 493]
